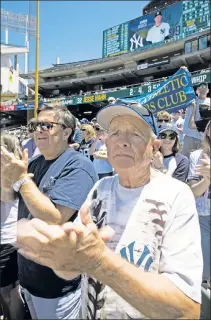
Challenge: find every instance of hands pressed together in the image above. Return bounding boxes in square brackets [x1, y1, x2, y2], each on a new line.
[16, 202, 115, 280]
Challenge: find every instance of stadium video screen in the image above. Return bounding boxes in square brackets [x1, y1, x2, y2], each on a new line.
[102, 0, 210, 58]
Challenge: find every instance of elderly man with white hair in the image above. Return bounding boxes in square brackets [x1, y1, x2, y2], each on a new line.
[15, 100, 202, 319]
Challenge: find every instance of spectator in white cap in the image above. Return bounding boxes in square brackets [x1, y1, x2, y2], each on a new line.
[108, 97, 116, 105]
[16, 100, 202, 320]
[152, 123, 189, 182]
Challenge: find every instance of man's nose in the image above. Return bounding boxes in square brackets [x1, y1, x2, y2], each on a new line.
[117, 134, 130, 147]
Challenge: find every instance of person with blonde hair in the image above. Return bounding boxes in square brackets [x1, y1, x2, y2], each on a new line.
[79, 124, 96, 161]
[1, 133, 25, 320]
[157, 110, 171, 127]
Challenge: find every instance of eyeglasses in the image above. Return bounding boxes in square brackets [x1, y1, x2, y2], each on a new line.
[29, 121, 66, 132]
[159, 132, 177, 140]
[158, 119, 169, 123]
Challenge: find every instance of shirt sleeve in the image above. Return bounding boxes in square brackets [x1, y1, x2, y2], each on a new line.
[159, 183, 203, 303]
[47, 166, 96, 211]
[172, 155, 189, 182]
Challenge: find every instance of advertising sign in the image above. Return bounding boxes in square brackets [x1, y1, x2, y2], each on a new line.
[0, 104, 16, 111]
[137, 59, 170, 70]
[124, 68, 196, 115]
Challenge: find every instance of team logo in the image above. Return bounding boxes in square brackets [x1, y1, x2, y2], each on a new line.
[160, 28, 165, 34]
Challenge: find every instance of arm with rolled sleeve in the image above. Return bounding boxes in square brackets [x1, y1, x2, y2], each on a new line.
[159, 183, 203, 304]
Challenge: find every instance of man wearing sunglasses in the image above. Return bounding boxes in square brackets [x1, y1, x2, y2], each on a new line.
[16, 100, 202, 319]
[1, 104, 98, 319]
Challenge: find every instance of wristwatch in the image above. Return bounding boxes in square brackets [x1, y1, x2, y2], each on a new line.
[12, 176, 31, 192]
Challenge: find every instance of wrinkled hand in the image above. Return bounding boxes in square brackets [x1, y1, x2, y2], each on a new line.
[152, 151, 164, 169]
[195, 154, 210, 182]
[1, 146, 28, 184]
[17, 202, 114, 280]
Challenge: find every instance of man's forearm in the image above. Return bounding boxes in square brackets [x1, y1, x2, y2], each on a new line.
[188, 108, 197, 129]
[189, 179, 210, 197]
[20, 179, 62, 224]
[92, 249, 199, 319]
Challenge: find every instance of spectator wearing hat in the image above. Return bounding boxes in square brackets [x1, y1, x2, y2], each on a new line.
[16, 100, 202, 320]
[152, 123, 189, 182]
[146, 11, 170, 44]
[182, 82, 210, 158]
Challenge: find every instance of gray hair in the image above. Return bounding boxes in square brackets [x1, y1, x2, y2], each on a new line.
[38, 104, 76, 143]
[1, 133, 22, 159]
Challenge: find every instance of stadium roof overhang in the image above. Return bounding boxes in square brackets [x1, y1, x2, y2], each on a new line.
[1, 44, 29, 55]
[24, 30, 210, 92]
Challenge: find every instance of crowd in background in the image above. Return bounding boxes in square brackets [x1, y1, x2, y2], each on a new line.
[0, 78, 210, 320]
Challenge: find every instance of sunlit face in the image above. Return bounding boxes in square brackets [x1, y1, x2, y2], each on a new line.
[159, 130, 177, 153]
[154, 15, 162, 25]
[106, 115, 159, 172]
[197, 86, 209, 98]
[33, 110, 70, 156]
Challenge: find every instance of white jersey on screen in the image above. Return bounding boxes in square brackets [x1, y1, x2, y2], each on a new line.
[146, 22, 170, 43]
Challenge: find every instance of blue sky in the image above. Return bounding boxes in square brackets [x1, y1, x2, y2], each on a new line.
[1, 1, 149, 72]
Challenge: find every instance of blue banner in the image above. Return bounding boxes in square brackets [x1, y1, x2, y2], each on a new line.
[123, 68, 195, 115]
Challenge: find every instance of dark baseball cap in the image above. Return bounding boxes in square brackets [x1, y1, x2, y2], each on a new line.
[197, 82, 208, 88]
[155, 11, 162, 17]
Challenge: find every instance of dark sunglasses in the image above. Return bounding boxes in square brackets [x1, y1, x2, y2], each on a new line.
[158, 119, 169, 123]
[81, 129, 87, 132]
[159, 132, 177, 140]
[94, 127, 101, 131]
[29, 121, 66, 132]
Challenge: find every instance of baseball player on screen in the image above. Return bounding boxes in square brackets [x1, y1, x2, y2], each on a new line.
[146, 11, 171, 44]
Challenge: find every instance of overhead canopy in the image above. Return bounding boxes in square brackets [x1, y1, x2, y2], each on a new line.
[1, 44, 28, 55]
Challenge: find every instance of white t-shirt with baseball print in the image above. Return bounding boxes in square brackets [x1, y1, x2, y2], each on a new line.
[79, 172, 203, 319]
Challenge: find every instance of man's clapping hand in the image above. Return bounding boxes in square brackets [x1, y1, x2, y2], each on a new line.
[17, 202, 114, 280]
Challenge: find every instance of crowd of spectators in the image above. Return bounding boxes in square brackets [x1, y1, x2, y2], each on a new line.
[0, 72, 210, 319]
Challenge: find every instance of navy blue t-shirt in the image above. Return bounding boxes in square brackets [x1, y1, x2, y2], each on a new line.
[18, 148, 98, 298]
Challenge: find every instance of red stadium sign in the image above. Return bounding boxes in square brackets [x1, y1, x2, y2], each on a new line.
[0, 104, 17, 111]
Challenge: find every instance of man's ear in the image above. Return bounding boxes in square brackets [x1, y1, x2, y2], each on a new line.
[105, 138, 108, 148]
[153, 138, 161, 153]
[63, 128, 72, 141]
